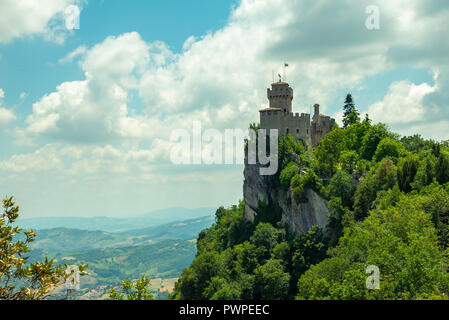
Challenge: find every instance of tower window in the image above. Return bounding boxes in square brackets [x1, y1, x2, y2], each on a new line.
[286, 128, 289, 134]
[296, 129, 299, 134]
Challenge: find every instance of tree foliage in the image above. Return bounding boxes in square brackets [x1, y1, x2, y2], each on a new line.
[109, 275, 154, 300]
[342, 94, 360, 129]
[0, 197, 87, 300]
[297, 195, 449, 300]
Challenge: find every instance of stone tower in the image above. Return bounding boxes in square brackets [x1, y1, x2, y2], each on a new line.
[311, 104, 336, 147]
[259, 80, 335, 147]
[267, 81, 293, 114]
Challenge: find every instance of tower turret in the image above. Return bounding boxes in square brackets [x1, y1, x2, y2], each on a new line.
[313, 104, 320, 121]
[267, 81, 293, 114]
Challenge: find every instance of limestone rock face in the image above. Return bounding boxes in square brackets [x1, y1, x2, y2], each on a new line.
[243, 158, 329, 236]
[243, 157, 270, 223]
[278, 189, 329, 235]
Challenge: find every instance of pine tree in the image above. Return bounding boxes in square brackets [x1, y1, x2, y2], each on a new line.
[342, 93, 360, 128]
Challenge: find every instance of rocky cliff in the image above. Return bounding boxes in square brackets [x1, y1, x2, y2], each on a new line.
[243, 156, 329, 235]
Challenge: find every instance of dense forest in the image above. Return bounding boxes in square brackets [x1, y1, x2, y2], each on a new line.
[172, 96, 449, 300]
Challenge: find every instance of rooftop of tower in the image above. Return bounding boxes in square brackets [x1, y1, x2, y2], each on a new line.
[271, 81, 289, 86]
[260, 107, 282, 112]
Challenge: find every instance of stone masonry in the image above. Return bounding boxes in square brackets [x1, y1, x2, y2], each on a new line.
[259, 80, 335, 147]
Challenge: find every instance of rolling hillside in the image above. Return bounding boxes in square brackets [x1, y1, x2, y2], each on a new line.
[18, 207, 215, 232]
[19, 214, 215, 299]
[29, 239, 197, 300]
[21, 215, 214, 252]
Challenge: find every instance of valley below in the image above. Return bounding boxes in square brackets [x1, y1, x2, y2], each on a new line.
[18, 212, 215, 300]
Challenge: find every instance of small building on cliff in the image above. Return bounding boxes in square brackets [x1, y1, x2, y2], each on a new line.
[259, 80, 336, 147]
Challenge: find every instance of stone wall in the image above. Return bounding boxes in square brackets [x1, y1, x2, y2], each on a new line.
[243, 153, 329, 235]
[311, 114, 336, 147]
[260, 110, 311, 143]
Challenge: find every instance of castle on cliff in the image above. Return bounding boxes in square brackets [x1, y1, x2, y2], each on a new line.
[259, 80, 335, 146]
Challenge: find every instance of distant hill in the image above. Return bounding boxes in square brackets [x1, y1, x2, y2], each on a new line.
[21, 215, 214, 253]
[29, 239, 197, 300]
[120, 215, 215, 238]
[21, 214, 216, 300]
[17, 207, 215, 232]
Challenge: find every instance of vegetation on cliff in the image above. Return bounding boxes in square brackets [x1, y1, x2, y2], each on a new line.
[174, 97, 449, 300]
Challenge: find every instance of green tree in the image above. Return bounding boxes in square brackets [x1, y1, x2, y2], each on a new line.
[297, 196, 449, 300]
[327, 170, 356, 208]
[250, 223, 281, 258]
[210, 281, 242, 300]
[278, 135, 305, 172]
[373, 137, 407, 163]
[360, 123, 391, 161]
[0, 197, 87, 300]
[109, 275, 154, 300]
[290, 226, 328, 282]
[314, 126, 346, 175]
[418, 184, 449, 249]
[176, 251, 222, 300]
[235, 241, 262, 274]
[327, 197, 351, 245]
[254, 259, 290, 300]
[280, 162, 299, 190]
[436, 154, 449, 185]
[412, 155, 436, 191]
[343, 110, 360, 129]
[342, 94, 360, 129]
[397, 154, 419, 193]
[273, 242, 290, 261]
[353, 158, 398, 220]
[401, 134, 434, 153]
[339, 150, 358, 174]
[344, 118, 371, 152]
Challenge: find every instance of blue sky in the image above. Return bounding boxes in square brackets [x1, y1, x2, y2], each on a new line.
[0, 0, 448, 218]
[0, 0, 236, 152]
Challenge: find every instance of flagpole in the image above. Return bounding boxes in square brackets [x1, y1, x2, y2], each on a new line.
[283, 64, 286, 82]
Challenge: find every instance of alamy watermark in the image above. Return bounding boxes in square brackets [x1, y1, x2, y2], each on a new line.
[365, 5, 380, 30]
[65, 265, 81, 290]
[366, 265, 380, 290]
[65, 5, 80, 30]
[170, 121, 278, 175]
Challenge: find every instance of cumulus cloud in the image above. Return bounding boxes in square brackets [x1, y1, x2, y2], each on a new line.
[25, 32, 150, 142]
[12, 0, 449, 171]
[58, 45, 87, 64]
[0, 139, 172, 176]
[0, 0, 83, 43]
[0, 108, 16, 127]
[368, 80, 436, 124]
[0, 88, 16, 127]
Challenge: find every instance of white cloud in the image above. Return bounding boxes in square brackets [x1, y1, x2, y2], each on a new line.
[0, 0, 83, 43]
[24, 32, 150, 142]
[0, 139, 170, 175]
[58, 45, 87, 64]
[368, 80, 436, 124]
[0, 88, 16, 127]
[0, 108, 16, 127]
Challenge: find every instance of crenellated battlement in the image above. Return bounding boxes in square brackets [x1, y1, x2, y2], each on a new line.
[259, 81, 335, 147]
